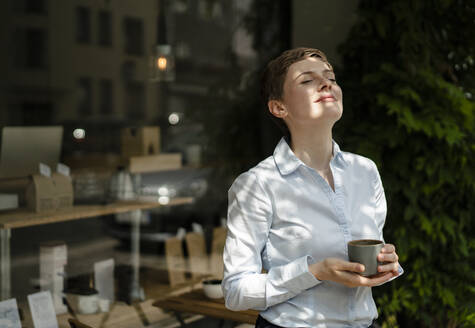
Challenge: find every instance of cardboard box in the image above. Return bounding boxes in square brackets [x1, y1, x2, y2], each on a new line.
[128, 153, 182, 173]
[121, 127, 160, 159]
[26, 174, 56, 212]
[51, 172, 73, 209]
[63, 153, 122, 171]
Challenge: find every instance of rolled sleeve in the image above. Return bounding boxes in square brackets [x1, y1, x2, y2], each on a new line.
[265, 255, 320, 305]
[222, 172, 320, 311]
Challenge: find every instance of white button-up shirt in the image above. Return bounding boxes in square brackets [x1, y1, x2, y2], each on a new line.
[222, 138, 402, 328]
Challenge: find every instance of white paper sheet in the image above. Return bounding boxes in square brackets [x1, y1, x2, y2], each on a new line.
[27, 291, 58, 328]
[94, 258, 115, 301]
[0, 298, 21, 328]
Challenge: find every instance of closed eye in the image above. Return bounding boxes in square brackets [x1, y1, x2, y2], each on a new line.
[301, 80, 313, 84]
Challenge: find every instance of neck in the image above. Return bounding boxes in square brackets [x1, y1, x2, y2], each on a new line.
[289, 125, 334, 172]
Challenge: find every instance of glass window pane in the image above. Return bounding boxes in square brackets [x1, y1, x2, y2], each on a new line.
[100, 79, 113, 115]
[123, 17, 144, 56]
[13, 28, 47, 69]
[98, 11, 112, 46]
[125, 82, 145, 119]
[76, 6, 91, 43]
[77, 77, 93, 115]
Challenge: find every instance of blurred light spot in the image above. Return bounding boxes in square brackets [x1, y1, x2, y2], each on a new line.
[168, 113, 180, 125]
[465, 92, 472, 99]
[73, 129, 85, 140]
[157, 57, 167, 71]
[158, 186, 169, 196]
[158, 196, 170, 205]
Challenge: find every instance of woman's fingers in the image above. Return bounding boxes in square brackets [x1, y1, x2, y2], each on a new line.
[378, 261, 399, 273]
[378, 243, 398, 263]
[312, 257, 398, 288]
[362, 272, 393, 286]
[378, 251, 398, 263]
[335, 270, 365, 287]
[337, 270, 392, 288]
[377, 243, 400, 274]
[321, 258, 364, 273]
[381, 243, 395, 253]
[338, 259, 365, 273]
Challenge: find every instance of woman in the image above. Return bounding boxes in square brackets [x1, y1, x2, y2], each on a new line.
[222, 48, 403, 328]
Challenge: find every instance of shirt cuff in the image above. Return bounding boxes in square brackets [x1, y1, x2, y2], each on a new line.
[395, 264, 404, 278]
[269, 255, 321, 292]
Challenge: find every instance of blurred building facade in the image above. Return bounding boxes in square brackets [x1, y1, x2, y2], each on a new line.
[0, 0, 161, 126]
[0, 0, 247, 156]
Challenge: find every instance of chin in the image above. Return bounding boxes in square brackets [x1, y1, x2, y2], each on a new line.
[326, 107, 343, 120]
[332, 103, 343, 120]
[324, 110, 343, 127]
[335, 109, 343, 120]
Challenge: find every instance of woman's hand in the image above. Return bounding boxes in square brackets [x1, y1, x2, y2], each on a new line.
[309, 244, 400, 288]
[377, 243, 400, 276]
[309, 258, 393, 287]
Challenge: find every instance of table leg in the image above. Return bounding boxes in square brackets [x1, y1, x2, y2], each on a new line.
[218, 319, 225, 328]
[133, 302, 150, 326]
[1, 228, 11, 300]
[129, 210, 144, 302]
[174, 312, 188, 327]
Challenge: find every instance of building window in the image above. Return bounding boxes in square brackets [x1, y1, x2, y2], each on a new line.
[12, 0, 47, 14]
[27, 29, 47, 68]
[100, 79, 113, 115]
[123, 17, 144, 56]
[21, 102, 53, 125]
[77, 78, 92, 116]
[125, 82, 145, 119]
[25, 0, 47, 14]
[13, 28, 47, 69]
[76, 6, 91, 43]
[98, 11, 112, 46]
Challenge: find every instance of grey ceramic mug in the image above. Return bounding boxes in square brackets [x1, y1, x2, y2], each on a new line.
[348, 239, 384, 277]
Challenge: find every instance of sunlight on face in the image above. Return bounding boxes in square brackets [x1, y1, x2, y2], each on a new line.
[281, 57, 343, 128]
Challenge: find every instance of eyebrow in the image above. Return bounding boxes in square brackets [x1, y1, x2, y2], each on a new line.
[294, 69, 334, 80]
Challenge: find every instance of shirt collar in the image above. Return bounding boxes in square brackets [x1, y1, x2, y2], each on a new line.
[332, 141, 348, 168]
[273, 137, 348, 175]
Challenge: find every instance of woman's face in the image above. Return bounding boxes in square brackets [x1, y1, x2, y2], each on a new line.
[278, 57, 343, 130]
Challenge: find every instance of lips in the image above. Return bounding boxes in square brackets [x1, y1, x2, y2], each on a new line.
[315, 95, 336, 103]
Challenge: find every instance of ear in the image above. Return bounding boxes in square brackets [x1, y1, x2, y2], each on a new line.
[268, 100, 287, 118]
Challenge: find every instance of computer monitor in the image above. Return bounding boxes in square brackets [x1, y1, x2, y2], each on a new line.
[0, 126, 63, 178]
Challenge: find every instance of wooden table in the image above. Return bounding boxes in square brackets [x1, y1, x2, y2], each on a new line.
[0, 198, 193, 300]
[153, 289, 259, 326]
[0, 198, 193, 229]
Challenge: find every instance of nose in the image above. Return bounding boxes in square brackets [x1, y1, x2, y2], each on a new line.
[318, 77, 332, 92]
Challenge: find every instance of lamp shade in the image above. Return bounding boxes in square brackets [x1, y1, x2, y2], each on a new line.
[150, 44, 175, 82]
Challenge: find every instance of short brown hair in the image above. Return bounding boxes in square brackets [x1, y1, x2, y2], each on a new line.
[261, 47, 331, 137]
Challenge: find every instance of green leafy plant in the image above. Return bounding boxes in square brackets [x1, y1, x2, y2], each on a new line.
[335, 0, 475, 326]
